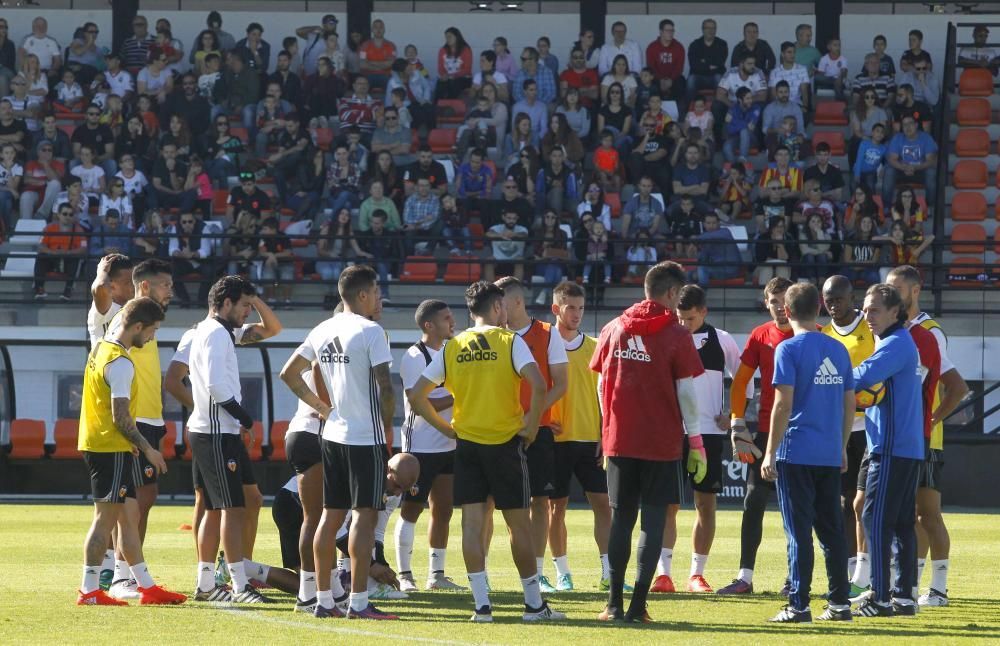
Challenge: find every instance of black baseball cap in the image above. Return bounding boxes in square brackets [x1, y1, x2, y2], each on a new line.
[323, 14, 338, 25]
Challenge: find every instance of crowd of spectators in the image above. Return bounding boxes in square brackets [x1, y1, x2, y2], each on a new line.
[0, 11, 957, 306]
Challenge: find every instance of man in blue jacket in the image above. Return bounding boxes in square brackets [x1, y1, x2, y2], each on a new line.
[852, 283, 924, 618]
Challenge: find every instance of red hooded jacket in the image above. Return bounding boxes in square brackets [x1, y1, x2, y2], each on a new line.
[590, 300, 704, 461]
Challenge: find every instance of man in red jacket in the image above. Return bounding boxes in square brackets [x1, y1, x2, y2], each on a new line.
[590, 261, 707, 623]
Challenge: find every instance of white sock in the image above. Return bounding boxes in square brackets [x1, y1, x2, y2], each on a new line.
[917, 558, 926, 586]
[657, 548, 673, 577]
[394, 518, 415, 573]
[339, 556, 351, 573]
[848, 556, 858, 580]
[468, 571, 490, 608]
[316, 588, 334, 610]
[536, 556, 545, 577]
[129, 562, 155, 589]
[738, 568, 754, 584]
[244, 559, 270, 583]
[299, 571, 316, 601]
[930, 559, 949, 592]
[81, 565, 100, 593]
[113, 559, 130, 582]
[429, 547, 446, 574]
[521, 574, 543, 608]
[691, 553, 708, 577]
[553, 555, 570, 578]
[197, 561, 215, 592]
[600, 554, 610, 580]
[329, 569, 346, 597]
[852, 553, 870, 587]
[349, 591, 368, 612]
[101, 549, 114, 573]
[227, 560, 249, 590]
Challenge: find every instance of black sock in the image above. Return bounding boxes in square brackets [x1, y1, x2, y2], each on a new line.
[739, 483, 771, 571]
[607, 504, 638, 610]
[628, 503, 666, 616]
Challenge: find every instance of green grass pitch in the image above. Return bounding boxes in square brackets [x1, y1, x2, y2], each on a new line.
[1, 504, 999, 644]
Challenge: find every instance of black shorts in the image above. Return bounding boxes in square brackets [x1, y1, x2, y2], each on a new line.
[454, 436, 530, 510]
[237, 441, 257, 485]
[403, 451, 455, 505]
[552, 441, 607, 499]
[271, 488, 304, 570]
[286, 431, 322, 475]
[190, 433, 247, 510]
[857, 450, 871, 492]
[132, 423, 166, 486]
[527, 426, 556, 498]
[683, 434, 725, 494]
[747, 432, 776, 491]
[842, 432, 867, 498]
[606, 456, 683, 508]
[83, 451, 136, 503]
[918, 447, 944, 492]
[321, 439, 387, 511]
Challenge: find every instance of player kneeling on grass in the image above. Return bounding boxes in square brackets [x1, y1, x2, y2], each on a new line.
[761, 283, 855, 623]
[78, 297, 186, 606]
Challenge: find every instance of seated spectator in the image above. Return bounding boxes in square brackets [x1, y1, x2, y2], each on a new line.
[234, 22, 271, 77]
[577, 182, 613, 231]
[456, 93, 498, 160]
[770, 41, 811, 110]
[712, 53, 767, 142]
[490, 177, 533, 229]
[341, 126, 369, 171]
[718, 165, 752, 220]
[878, 220, 928, 282]
[114, 153, 149, 224]
[324, 142, 363, 216]
[758, 145, 803, 203]
[484, 208, 529, 281]
[509, 147, 539, 207]
[512, 79, 549, 138]
[894, 62, 938, 110]
[359, 19, 397, 90]
[559, 48, 599, 109]
[303, 57, 345, 128]
[667, 195, 705, 257]
[52, 176, 90, 229]
[693, 211, 741, 287]
[754, 215, 796, 283]
[282, 147, 324, 223]
[404, 146, 448, 196]
[99, 176, 133, 226]
[853, 53, 895, 109]
[185, 156, 213, 216]
[634, 67, 658, 117]
[532, 208, 569, 289]
[150, 142, 196, 214]
[582, 219, 611, 284]
[252, 94, 289, 158]
[132, 209, 166, 259]
[900, 29, 931, 73]
[731, 22, 776, 75]
[843, 212, 881, 285]
[211, 52, 260, 131]
[873, 35, 895, 76]
[845, 183, 883, 231]
[882, 116, 937, 213]
[52, 68, 85, 113]
[137, 46, 174, 105]
[265, 116, 309, 203]
[626, 230, 658, 277]
[763, 80, 804, 147]
[849, 90, 889, 170]
[891, 83, 932, 131]
[371, 105, 415, 168]
[20, 139, 63, 219]
[359, 179, 401, 231]
[853, 122, 887, 194]
[798, 212, 833, 285]
[89, 208, 132, 258]
[71, 103, 116, 176]
[671, 143, 711, 212]
[600, 55, 638, 107]
[629, 117, 672, 193]
[32, 114, 72, 162]
[541, 112, 584, 166]
[33, 203, 87, 299]
[0, 142, 21, 231]
[135, 94, 160, 138]
[436, 27, 472, 100]
[958, 24, 1000, 70]
[598, 20, 642, 76]
[387, 87, 412, 130]
[723, 87, 761, 163]
[116, 115, 156, 173]
[269, 50, 302, 110]
[754, 177, 797, 234]
[226, 170, 272, 224]
[795, 180, 839, 237]
[386, 58, 433, 132]
[804, 142, 845, 203]
[371, 150, 404, 209]
[535, 147, 577, 214]
[889, 186, 934, 252]
[537, 36, 559, 77]
[358, 209, 399, 302]
[197, 52, 221, 101]
[223, 208, 259, 276]
[592, 129, 621, 194]
[513, 47, 557, 106]
[257, 216, 295, 305]
[815, 37, 849, 101]
[162, 72, 211, 139]
[503, 112, 541, 171]
[455, 148, 494, 213]
[169, 211, 214, 306]
[440, 194, 472, 255]
[191, 29, 222, 76]
[770, 115, 809, 162]
[683, 95, 714, 140]
[597, 81, 633, 153]
[621, 175, 663, 238]
[686, 18, 729, 102]
[402, 177, 442, 254]
[473, 50, 510, 103]
[159, 114, 193, 160]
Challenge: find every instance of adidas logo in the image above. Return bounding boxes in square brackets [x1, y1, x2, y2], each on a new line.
[320, 337, 350, 364]
[613, 335, 652, 362]
[457, 333, 498, 362]
[814, 357, 844, 385]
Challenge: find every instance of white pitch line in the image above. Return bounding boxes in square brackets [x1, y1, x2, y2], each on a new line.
[222, 607, 498, 645]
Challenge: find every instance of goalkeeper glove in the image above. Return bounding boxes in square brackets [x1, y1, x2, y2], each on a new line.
[730, 418, 762, 464]
[687, 434, 707, 484]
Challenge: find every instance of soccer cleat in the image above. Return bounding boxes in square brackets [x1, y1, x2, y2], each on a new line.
[849, 583, 871, 600]
[853, 598, 894, 618]
[523, 601, 566, 622]
[314, 603, 346, 619]
[598, 577, 633, 592]
[193, 585, 232, 602]
[556, 573, 574, 591]
[624, 606, 653, 624]
[369, 582, 408, 600]
[99, 568, 113, 591]
[687, 575, 713, 593]
[215, 552, 230, 587]
[650, 574, 675, 593]
[538, 575, 556, 593]
[717, 578, 753, 595]
[816, 604, 853, 621]
[233, 584, 272, 604]
[769, 606, 812, 623]
[109, 578, 140, 600]
[77, 589, 128, 606]
[138, 585, 187, 605]
[779, 579, 791, 597]
[597, 605, 625, 622]
[426, 572, 467, 590]
[891, 599, 917, 616]
[346, 603, 399, 620]
[918, 588, 949, 607]
[294, 597, 317, 613]
[470, 605, 493, 623]
[398, 572, 417, 593]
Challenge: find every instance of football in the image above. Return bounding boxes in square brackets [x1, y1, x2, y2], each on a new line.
[856, 382, 886, 410]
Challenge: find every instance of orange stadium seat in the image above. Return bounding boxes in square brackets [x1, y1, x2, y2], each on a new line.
[468, 222, 485, 249]
[245, 422, 263, 460]
[953, 160, 988, 189]
[212, 189, 230, 215]
[948, 256, 988, 286]
[813, 101, 848, 126]
[605, 192, 622, 218]
[951, 192, 987, 222]
[229, 126, 249, 144]
[51, 419, 80, 459]
[268, 421, 288, 462]
[951, 223, 987, 254]
[428, 128, 457, 154]
[400, 256, 437, 282]
[161, 421, 178, 459]
[811, 130, 846, 156]
[435, 99, 467, 124]
[313, 127, 334, 151]
[956, 98, 991, 126]
[955, 128, 990, 157]
[7, 419, 46, 459]
[443, 258, 482, 283]
[959, 67, 995, 97]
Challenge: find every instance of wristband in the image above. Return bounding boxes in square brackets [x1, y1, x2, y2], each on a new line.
[688, 434, 705, 450]
[731, 417, 746, 428]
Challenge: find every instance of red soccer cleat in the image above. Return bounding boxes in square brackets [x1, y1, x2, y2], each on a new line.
[650, 574, 675, 593]
[687, 574, 713, 593]
[77, 589, 128, 606]
[139, 585, 188, 605]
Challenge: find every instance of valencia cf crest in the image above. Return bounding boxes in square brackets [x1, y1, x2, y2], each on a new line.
[382, 493, 389, 505]
[227, 459, 238, 473]
[119, 486, 128, 499]
[144, 465, 154, 479]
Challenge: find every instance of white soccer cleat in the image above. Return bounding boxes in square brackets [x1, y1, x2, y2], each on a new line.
[471, 605, 493, 623]
[398, 572, 418, 593]
[426, 572, 468, 591]
[918, 589, 949, 607]
[369, 581, 408, 600]
[523, 601, 567, 622]
[108, 578, 140, 600]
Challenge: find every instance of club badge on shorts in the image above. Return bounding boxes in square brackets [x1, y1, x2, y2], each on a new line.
[119, 486, 128, 499]
[227, 459, 238, 472]
[144, 465, 154, 479]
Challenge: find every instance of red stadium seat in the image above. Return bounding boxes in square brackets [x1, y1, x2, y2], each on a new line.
[468, 222, 485, 249]
[161, 421, 178, 459]
[427, 128, 457, 154]
[399, 256, 437, 282]
[212, 189, 230, 215]
[813, 101, 848, 126]
[269, 421, 288, 462]
[951, 223, 987, 254]
[948, 256, 988, 286]
[953, 160, 988, 189]
[956, 98, 991, 126]
[51, 419, 80, 459]
[959, 67, 995, 97]
[245, 422, 263, 460]
[605, 192, 622, 218]
[313, 127, 334, 151]
[811, 130, 846, 156]
[955, 129, 990, 157]
[435, 99, 467, 124]
[951, 192, 987, 222]
[229, 126, 249, 144]
[8, 419, 46, 459]
[443, 258, 482, 283]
